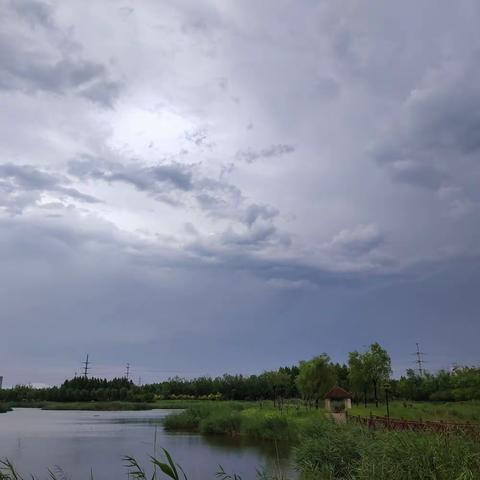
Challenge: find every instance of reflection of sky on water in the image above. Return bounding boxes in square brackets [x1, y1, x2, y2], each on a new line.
[0, 409, 296, 479]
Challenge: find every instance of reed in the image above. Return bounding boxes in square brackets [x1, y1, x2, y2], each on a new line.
[295, 420, 480, 479]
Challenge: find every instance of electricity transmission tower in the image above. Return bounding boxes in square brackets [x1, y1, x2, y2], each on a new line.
[125, 363, 130, 380]
[82, 354, 91, 378]
[414, 343, 426, 376]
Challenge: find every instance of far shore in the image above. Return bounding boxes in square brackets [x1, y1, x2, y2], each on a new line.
[0, 399, 218, 412]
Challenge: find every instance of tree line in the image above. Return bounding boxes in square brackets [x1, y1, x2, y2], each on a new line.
[0, 376, 154, 403]
[1, 343, 479, 404]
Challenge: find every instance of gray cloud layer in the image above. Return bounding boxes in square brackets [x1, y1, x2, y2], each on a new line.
[0, 163, 99, 213]
[1, 0, 480, 384]
[0, 0, 122, 106]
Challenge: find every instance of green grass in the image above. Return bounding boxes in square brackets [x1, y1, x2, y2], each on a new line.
[295, 420, 480, 479]
[0, 404, 11, 414]
[163, 401, 328, 442]
[350, 400, 480, 422]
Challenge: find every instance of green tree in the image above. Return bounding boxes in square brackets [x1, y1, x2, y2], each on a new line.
[263, 371, 291, 408]
[348, 350, 369, 407]
[333, 363, 350, 391]
[364, 342, 392, 407]
[296, 355, 336, 408]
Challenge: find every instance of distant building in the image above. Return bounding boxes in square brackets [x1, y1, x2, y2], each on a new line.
[324, 386, 352, 412]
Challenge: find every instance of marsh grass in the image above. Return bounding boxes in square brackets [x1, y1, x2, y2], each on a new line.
[350, 400, 480, 422]
[163, 402, 326, 442]
[295, 420, 480, 480]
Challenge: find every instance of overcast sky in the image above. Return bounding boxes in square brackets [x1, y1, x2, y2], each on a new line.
[1, 0, 480, 385]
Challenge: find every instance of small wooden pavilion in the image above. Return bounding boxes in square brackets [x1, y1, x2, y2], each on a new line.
[324, 386, 352, 412]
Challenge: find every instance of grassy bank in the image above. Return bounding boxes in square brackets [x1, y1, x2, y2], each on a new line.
[6, 399, 236, 411]
[163, 401, 480, 478]
[296, 420, 480, 479]
[163, 401, 327, 442]
[350, 400, 480, 422]
[8, 401, 157, 411]
[0, 403, 11, 413]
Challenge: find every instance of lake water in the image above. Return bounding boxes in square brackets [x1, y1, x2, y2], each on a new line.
[0, 408, 296, 479]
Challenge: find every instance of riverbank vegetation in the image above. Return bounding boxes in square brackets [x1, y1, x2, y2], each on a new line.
[163, 401, 326, 442]
[10, 401, 157, 411]
[296, 421, 480, 479]
[350, 400, 480, 422]
[2, 399, 226, 412]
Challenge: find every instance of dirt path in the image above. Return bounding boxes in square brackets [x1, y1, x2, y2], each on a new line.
[330, 412, 347, 423]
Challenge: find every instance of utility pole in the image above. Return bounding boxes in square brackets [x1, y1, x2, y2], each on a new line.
[82, 354, 91, 378]
[414, 343, 426, 376]
[138, 376, 142, 386]
[125, 363, 130, 380]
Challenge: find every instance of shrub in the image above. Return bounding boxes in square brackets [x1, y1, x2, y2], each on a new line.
[199, 409, 243, 435]
[242, 412, 297, 441]
[163, 409, 202, 431]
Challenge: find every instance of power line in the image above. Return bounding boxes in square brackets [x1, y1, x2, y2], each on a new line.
[82, 354, 91, 378]
[413, 343, 426, 376]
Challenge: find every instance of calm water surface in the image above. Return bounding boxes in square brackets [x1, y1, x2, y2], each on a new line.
[0, 409, 296, 479]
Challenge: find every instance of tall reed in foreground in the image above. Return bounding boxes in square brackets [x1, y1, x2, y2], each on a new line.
[295, 421, 480, 480]
[0, 451, 285, 480]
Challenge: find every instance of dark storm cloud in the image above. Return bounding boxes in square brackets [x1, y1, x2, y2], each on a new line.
[9, 0, 54, 28]
[69, 156, 280, 228]
[235, 144, 295, 164]
[219, 224, 278, 248]
[184, 234, 387, 289]
[3, 0, 480, 385]
[389, 161, 447, 190]
[0, 0, 122, 107]
[0, 163, 99, 213]
[371, 51, 480, 195]
[326, 224, 386, 258]
[88, 162, 194, 192]
[2, 210, 478, 383]
[0, 211, 353, 384]
[0, 211, 364, 295]
[70, 157, 208, 199]
[243, 204, 279, 227]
